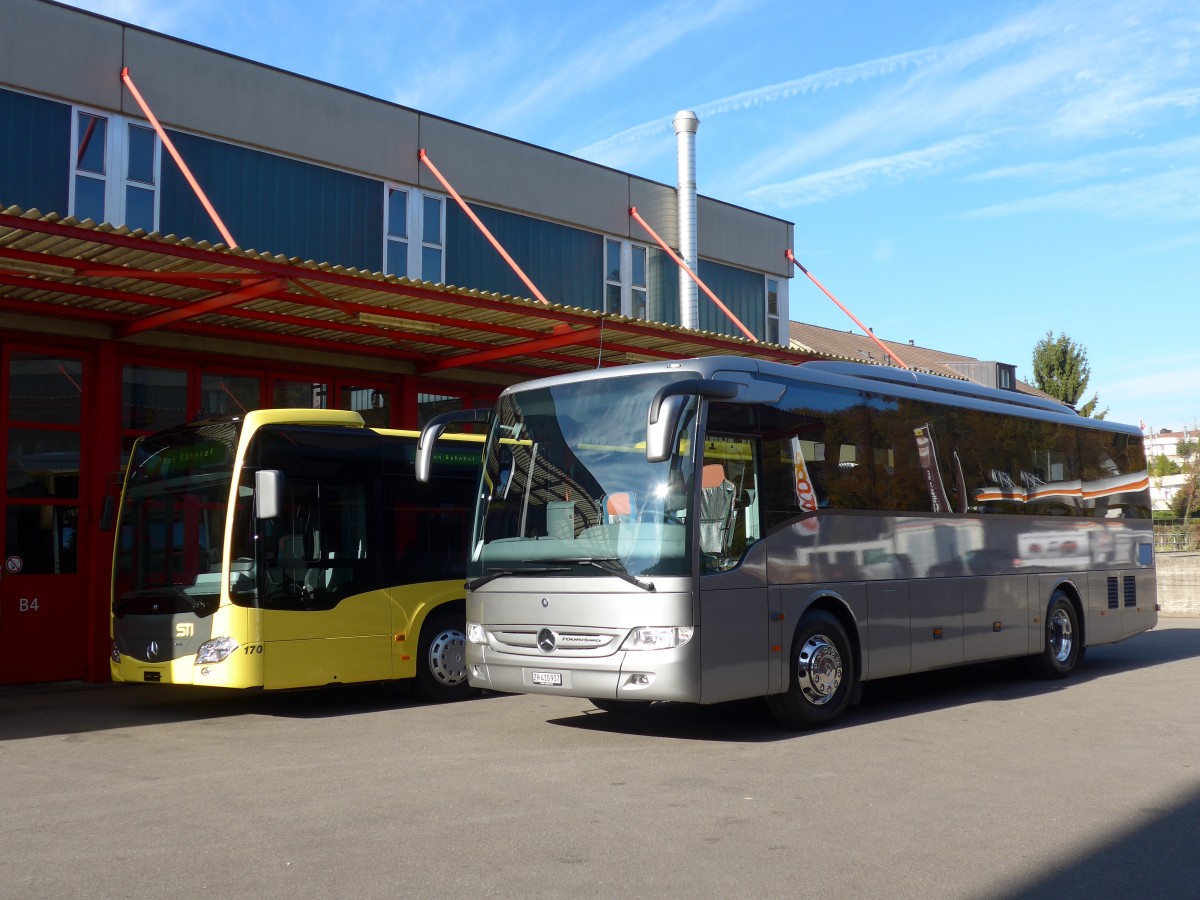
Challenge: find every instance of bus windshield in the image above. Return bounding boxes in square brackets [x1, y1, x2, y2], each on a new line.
[473, 373, 698, 581]
[113, 420, 243, 616]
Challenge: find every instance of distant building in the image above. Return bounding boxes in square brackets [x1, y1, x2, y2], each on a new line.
[789, 322, 1044, 399]
[1146, 428, 1196, 512]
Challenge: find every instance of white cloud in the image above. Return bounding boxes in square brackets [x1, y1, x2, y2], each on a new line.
[971, 135, 1200, 183]
[747, 135, 990, 207]
[958, 167, 1200, 221]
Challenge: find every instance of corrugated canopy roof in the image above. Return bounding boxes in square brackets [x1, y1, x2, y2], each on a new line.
[1, 206, 850, 381]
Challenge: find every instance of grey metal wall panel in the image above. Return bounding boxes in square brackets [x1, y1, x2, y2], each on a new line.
[121, 29, 420, 183]
[0, 87, 70, 213]
[0, 0, 123, 110]
[418, 116, 628, 235]
[629, 178, 678, 247]
[698, 196, 793, 277]
[160, 131, 384, 271]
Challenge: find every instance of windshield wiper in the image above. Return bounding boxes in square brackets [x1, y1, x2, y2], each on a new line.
[550, 557, 657, 592]
[466, 564, 571, 591]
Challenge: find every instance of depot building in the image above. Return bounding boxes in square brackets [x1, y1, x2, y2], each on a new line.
[0, 0, 829, 686]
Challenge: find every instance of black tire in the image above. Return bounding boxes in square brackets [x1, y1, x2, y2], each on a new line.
[414, 610, 471, 701]
[766, 609, 855, 730]
[1030, 590, 1084, 679]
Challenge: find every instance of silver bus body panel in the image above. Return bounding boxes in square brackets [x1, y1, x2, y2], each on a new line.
[466, 576, 704, 702]
[463, 357, 1155, 710]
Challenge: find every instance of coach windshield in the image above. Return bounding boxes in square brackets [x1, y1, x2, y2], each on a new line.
[471, 374, 698, 582]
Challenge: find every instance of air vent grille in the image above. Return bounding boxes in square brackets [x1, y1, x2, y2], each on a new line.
[1107, 576, 1119, 610]
[1124, 575, 1137, 608]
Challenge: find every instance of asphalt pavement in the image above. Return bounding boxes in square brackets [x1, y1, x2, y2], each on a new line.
[3, 618, 1198, 899]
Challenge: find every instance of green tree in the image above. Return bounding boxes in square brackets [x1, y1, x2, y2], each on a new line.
[1031, 331, 1108, 419]
[1149, 455, 1181, 477]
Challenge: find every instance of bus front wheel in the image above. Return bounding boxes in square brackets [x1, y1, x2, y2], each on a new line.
[415, 610, 471, 701]
[1029, 591, 1084, 679]
[766, 610, 855, 730]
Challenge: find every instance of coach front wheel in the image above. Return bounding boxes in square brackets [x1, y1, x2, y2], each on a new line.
[766, 610, 855, 730]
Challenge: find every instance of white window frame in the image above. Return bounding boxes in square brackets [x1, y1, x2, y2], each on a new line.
[764, 276, 789, 344]
[383, 185, 446, 283]
[602, 237, 650, 319]
[68, 105, 160, 231]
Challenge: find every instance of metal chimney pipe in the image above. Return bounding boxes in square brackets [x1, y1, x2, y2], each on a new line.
[673, 110, 699, 330]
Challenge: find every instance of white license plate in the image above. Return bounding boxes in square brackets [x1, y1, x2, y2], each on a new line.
[531, 671, 563, 686]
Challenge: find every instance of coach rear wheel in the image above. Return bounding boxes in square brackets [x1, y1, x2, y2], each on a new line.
[1031, 591, 1084, 679]
[415, 611, 470, 701]
[766, 610, 855, 730]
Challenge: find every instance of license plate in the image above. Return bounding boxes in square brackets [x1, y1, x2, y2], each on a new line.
[531, 671, 562, 686]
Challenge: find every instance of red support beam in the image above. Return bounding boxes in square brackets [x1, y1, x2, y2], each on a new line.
[629, 205, 758, 343]
[121, 68, 238, 248]
[419, 326, 604, 373]
[786, 251, 909, 370]
[419, 149, 550, 305]
[113, 277, 289, 338]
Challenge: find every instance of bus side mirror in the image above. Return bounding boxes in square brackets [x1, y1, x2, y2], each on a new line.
[646, 379, 739, 463]
[255, 470, 282, 519]
[416, 408, 492, 482]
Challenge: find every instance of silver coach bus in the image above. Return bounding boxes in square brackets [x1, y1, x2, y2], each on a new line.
[417, 358, 1156, 729]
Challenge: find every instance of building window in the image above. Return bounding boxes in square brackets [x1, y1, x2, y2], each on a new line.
[421, 195, 444, 282]
[385, 187, 409, 277]
[124, 123, 158, 232]
[339, 384, 390, 428]
[70, 109, 159, 230]
[602, 238, 649, 318]
[604, 239, 622, 314]
[200, 373, 261, 417]
[999, 367, 1012, 390]
[73, 111, 107, 223]
[384, 187, 444, 282]
[766, 278, 780, 344]
[631, 244, 648, 320]
[417, 392, 462, 427]
[274, 380, 327, 409]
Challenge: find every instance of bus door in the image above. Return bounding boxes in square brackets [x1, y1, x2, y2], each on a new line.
[0, 351, 87, 685]
[696, 425, 769, 703]
[258, 471, 389, 689]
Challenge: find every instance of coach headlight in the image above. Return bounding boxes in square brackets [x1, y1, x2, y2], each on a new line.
[620, 626, 694, 650]
[465, 621, 487, 644]
[195, 636, 240, 664]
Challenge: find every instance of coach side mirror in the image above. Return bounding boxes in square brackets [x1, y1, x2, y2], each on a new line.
[416, 408, 492, 482]
[646, 379, 739, 463]
[255, 470, 281, 520]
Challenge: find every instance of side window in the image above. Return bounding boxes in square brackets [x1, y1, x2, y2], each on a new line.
[1080, 429, 1151, 518]
[952, 408, 1025, 514]
[867, 395, 934, 514]
[759, 383, 875, 527]
[383, 440, 479, 583]
[703, 403, 761, 573]
[1018, 418, 1081, 516]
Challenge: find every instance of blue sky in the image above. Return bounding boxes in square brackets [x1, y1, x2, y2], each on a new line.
[63, 0, 1199, 431]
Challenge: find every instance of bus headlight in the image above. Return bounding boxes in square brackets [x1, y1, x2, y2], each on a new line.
[195, 636, 240, 664]
[466, 621, 487, 644]
[620, 626, 694, 650]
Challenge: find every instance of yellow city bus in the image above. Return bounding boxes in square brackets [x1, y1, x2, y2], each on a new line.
[109, 409, 482, 697]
